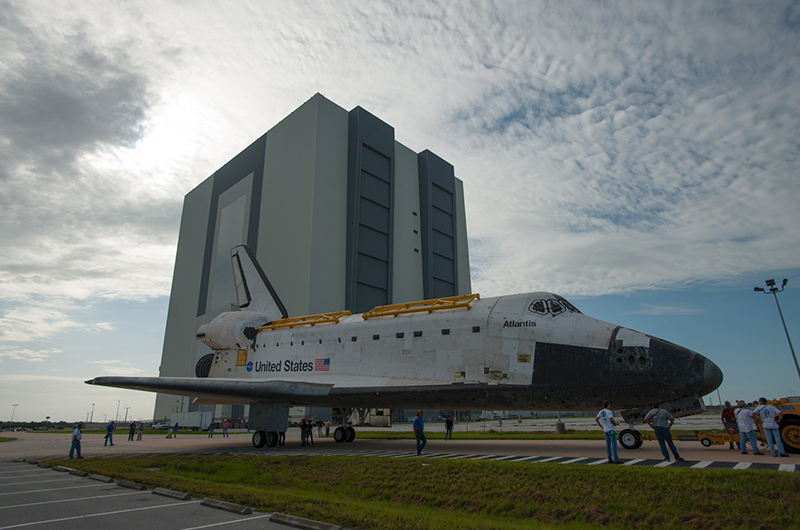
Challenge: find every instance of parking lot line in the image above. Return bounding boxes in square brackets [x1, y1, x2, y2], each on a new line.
[183, 514, 274, 529]
[0, 490, 150, 510]
[0, 483, 110, 497]
[0, 500, 202, 530]
[0, 477, 77, 488]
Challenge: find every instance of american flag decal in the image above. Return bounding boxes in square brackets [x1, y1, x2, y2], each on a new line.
[315, 358, 330, 371]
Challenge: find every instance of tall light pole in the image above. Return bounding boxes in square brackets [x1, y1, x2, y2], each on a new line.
[11, 404, 18, 422]
[90, 403, 94, 423]
[755, 278, 800, 383]
[116, 400, 120, 422]
[124, 407, 131, 423]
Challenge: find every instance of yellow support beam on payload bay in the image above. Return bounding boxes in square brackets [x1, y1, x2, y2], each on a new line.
[258, 310, 352, 331]
[362, 293, 480, 320]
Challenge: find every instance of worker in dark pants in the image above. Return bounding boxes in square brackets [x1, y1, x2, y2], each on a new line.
[721, 401, 740, 449]
[645, 405, 684, 462]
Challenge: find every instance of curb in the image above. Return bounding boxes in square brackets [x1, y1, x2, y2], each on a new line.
[201, 498, 252, 515]
[117, 479, 147, 490]
[90, 474, 114, 483]
[270, 513, 345, 530]
[153, 487, 192, 500]
[69, 469, 89, 477]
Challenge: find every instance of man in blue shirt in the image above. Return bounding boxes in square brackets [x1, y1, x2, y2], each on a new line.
[104, 421, 115, 446]
[69, 423, 83, 459]
[413, 410, 426, 456]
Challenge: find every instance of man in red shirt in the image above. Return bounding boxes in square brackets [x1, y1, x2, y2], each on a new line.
[721, 401, 739, 450]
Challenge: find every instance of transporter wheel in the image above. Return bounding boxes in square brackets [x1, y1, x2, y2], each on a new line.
[334, 426, 346, 443]
[619, 429, 642, 450]
[266, 431, 279, 448]
[345, 426, 356, 443]
[780, 419, 800, 454]
[701, 438, 712, 447]
[252, 431, 266, 448]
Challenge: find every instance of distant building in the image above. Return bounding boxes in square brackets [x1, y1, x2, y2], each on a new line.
[153, 94, 470, 421]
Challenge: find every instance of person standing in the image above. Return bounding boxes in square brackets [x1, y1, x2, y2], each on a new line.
[104, 421, 115, 446]
[413, 410, 427, 456]
[735, 401, 763, 455]
[69, 423, 83, 459]
[137, 422, 144, 441]
[325, 419, 331, 437]
[721, 401, 740, 450]
[173, 422, 179, 438]
[445, 416, 454, 440]
[306, 419, 315, 445]
[128, 422, 136, 441]
[595, 401, 620, 464]
[221, 419, 229, 438]
[208, 423, 215, 438]
[754, 397, 789, 458]
[644, 405, 684, 462]
[300, 418, 308, 446]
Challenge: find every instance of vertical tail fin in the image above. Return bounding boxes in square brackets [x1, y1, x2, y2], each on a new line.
[230, 245, 288, 321]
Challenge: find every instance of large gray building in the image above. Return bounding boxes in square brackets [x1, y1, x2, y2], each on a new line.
[153, 94, 471, 421]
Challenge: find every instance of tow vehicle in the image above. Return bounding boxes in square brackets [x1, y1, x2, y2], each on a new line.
[620, 397, 800, 452]
[693, 397, 800, 452]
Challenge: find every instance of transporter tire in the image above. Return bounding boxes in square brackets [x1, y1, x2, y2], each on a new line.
[345, 426, 356, 443]
[619, 429, 642, 450]
[701, 438, 712, 447]
[780, 419, 800, 454]
[252, 431, 266, 448]
[266, 431, 279, 448]
[334, 426, 346, 443]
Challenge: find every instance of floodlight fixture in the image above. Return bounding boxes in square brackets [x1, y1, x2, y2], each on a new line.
[754, 278, 799, 383]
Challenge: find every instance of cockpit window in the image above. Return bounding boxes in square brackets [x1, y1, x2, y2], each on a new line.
[554, 295, 581, 314]
[529, 299, 547, 314]
[550, 299, 566, 315]
[528, 296, 581, 316]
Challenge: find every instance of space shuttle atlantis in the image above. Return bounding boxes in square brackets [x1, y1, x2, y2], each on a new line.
[88, 245, 723, 449]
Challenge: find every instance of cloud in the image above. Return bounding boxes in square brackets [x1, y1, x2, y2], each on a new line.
[623, 304, 705, 317]
[87, 360, 146, 376]
[0, 347, 61, 362]
[0, 1, 797, 316]
[0, 1, 152, 177]
[0, 299, 113, 342]
[0, 1, 181, 305]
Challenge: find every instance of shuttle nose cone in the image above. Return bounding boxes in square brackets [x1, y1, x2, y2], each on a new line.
[700, 355, 723, 396]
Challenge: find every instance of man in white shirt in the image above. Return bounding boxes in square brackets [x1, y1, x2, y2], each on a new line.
[69, 423, 83, 459]
[754, 397, 789, 458]
[595, 401, 621, 464]
[735, 401, 764, 455]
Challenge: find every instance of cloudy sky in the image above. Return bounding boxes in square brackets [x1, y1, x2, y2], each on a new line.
[2, 1, 799, 422]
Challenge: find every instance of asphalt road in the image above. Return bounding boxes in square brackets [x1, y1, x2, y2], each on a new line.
[0, 419, 794, 467]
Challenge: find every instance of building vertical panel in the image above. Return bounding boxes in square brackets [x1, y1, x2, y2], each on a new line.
[347, 108, 395, 313]
[418, 150, 458, 299]
[197, 134, 267, 316]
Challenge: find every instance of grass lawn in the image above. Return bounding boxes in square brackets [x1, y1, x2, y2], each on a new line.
[46, 454, 800, 530]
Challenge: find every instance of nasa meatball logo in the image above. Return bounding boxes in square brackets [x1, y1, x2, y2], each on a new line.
[246, 361, 253, 372]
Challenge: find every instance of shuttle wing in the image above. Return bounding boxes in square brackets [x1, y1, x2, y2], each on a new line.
[86, 375, 510, 410]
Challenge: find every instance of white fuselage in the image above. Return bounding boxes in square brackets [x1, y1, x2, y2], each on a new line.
[206, 293, 636, 389]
